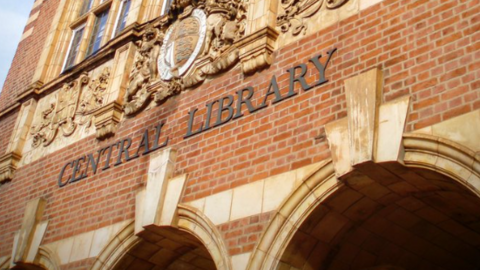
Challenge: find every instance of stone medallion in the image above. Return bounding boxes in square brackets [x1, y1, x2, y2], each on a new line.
[158, 9, 207, 80]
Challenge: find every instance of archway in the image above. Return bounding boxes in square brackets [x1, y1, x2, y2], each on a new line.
[91, 205, 232, 270]
[1, 247, 60, 270]
[248, 135, 480, 270]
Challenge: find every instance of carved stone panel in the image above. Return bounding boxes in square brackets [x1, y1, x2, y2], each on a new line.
[29, 67, 111, 149]
[158, 9, 207, 80]
[277, 0, 350, 36]
[123, 0, 249, 116]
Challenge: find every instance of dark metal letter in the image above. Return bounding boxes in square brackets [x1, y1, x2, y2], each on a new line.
[214, 95, 234, 127]
[309, 48, 337, 86]
[185, 108, 204, 138]
[102, 142, 120, 171]
[258, 75, 284, 109]
[148, 122, 168, 153]
[204, 100, 218, 130]
[70, 156, 87, 183]
[287, 63, 312, 94]
[58, 161, 73, 187]
[234, 86, 260, 119]
[114, 138, 133, 166]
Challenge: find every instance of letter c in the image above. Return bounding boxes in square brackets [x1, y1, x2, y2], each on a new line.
[58, 161, 73, 187]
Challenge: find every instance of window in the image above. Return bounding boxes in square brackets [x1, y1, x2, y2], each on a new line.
[79, 0, 94, 16]
[62, 0, 134, 71]
[63, 25, 85, 70]
[112, 0, 131, 37]
[161, 0, 173, 16]
[86, 10, 110, 56]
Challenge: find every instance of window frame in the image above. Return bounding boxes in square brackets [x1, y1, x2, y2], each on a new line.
[111, 0, 131, 38]
[62, 0, 120, 72]
[160, 0, 173, 16]
[62, 24, 87, 71]
[79, 0, 95, 17]
[86, 8, 111, 56]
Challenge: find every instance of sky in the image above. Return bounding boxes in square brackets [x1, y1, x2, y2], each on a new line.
[0, 1, 32, 91]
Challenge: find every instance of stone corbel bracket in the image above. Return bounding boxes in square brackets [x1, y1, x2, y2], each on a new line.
[0, 99, 38, 184]
[135, 148, 188, 237]
[93, 101, 123, 140]
[10, 198, 49, 268]
[325, 68, 411, 178]
[0, 153, 21, 184]
[237, 26, 279, 75]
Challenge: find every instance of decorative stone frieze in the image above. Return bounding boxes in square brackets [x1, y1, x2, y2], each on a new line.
[77, 68, 111, 128]
[124, 25, 164, 115]
[29, 67, 111, 147]
[124, 0, 250, 115]
[277, 0, 350, 36]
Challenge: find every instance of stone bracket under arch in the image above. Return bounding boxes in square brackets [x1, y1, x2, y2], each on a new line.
[135, 147, 188, 235]
[324, 68, 411, 178]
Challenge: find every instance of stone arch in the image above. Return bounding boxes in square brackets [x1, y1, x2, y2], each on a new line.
[247, 160, 343, 269]
[402, 133, 480, 197]
[247, 134, 480, 270]
[0, 247, 60, 270]
[91, 205, 232, 270]
[35, 247, 61, 270]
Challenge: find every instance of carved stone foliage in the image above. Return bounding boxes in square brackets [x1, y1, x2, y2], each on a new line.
[183, 0, 248, 87]
[123, 0, 248, 116]
[277, 0, 349, 35]
[124, 26, 164, 115]
[30, 67, 111, 148]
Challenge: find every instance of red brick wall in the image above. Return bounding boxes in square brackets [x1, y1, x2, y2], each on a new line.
[219, 212, 274, 255]
[0, 0, 479, 261]
[0, 0, 60, 112]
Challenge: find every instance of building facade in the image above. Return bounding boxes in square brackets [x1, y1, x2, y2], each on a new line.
[0, 0, 479, 269]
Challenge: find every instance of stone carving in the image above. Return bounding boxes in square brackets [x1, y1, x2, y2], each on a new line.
[326, 0, 349, 9]
[30, 67, 111, 147]
[77, 68, 111, 127]
[203, 0, 247, 58]
[154, 78, 183, 104]
[30, 79, 83, 148]
[30, 103, 56, 148]
[277, 0, 349, 35]
[123, 0, 248, 115]
[124, 26, 163, 115]
[158, 9, 207, 81]
[168, 0, 248, 88]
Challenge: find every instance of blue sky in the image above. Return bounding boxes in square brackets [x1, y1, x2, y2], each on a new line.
[0, 1, 32, 91]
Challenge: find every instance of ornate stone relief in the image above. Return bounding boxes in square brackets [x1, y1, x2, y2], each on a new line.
[77, 68, 111, 127]
[277, 0, 349, 35]
[123, 0, 249, 116]
[30, 67, 111, 147]
[124, 26, 164, 115]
